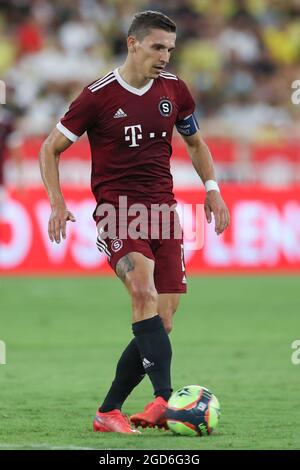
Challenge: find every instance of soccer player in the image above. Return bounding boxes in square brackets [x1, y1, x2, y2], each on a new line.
[39, 11, 230, 434]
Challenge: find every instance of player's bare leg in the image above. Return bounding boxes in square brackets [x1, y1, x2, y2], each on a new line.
[116, 252, 158, 323]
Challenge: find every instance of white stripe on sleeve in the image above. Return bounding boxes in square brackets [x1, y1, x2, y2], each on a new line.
[56, 122, 79, 142]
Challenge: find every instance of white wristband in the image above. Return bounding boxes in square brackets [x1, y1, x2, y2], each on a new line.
[205, 180, 220, 193]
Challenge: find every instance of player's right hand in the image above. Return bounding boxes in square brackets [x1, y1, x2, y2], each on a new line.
[48, 204, 76, 243]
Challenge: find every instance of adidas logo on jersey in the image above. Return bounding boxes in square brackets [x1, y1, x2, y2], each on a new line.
[142, 358, 154, 369]
[114, 108, 127, 118]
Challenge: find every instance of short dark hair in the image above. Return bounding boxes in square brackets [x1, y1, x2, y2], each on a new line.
[128, 10, 176, 40]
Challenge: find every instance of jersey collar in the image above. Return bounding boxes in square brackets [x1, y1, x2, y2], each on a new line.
[114, 68, 154, 96]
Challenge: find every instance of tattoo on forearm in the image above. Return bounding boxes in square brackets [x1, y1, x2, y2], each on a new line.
[116, 254, 135, 280]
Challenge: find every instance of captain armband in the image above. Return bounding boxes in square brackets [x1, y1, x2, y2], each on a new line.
[175, 113, 199, 136]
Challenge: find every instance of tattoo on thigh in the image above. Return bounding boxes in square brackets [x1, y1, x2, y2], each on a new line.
[116, 254, 135, 280]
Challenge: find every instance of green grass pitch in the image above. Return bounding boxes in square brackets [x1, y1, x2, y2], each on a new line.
[0, 275, 299, 450]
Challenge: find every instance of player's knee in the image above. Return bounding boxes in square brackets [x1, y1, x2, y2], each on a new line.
[130, 283, 158, 310]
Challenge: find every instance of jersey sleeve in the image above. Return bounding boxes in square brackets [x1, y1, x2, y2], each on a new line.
[176, 79, 196, 122]
[56, 87, 97, 142]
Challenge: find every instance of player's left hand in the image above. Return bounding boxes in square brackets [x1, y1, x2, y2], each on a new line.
[204, 191, 230, 235]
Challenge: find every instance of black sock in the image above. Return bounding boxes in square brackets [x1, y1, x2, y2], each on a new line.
[132, 315, 172, 402]
[100, 339, 145, 412]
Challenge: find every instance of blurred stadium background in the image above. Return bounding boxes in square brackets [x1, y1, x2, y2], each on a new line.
[1, 0, 300, 274]
[1, 0, 300, 450]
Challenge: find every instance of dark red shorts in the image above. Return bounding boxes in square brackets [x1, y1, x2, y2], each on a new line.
[95, 208, 187, 294]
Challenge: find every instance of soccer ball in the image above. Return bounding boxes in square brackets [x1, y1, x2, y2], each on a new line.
[166, 385, 220, 436]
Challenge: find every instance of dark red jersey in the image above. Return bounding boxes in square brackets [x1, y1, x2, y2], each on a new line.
[57, 68, 195, 208]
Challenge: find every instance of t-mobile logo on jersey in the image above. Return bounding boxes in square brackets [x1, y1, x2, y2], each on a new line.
[124, 125, 142, 147]
[124, 125, 168, 147]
